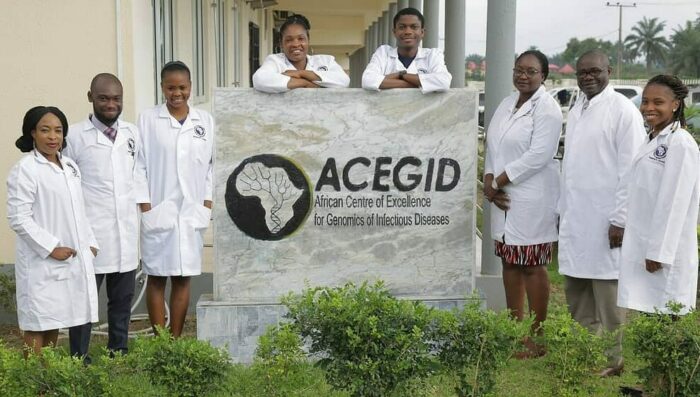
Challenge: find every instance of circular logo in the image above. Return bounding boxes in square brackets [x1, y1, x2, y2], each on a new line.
[194, 125, 206, 137]
[225, 154, 312, 240]
[653, 144, 668, 159]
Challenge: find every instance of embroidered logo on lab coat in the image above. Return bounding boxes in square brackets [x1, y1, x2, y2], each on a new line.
[418, 68, 428, 74]
[127, 138, 136, 157]
[194, 125, 206, 139]
[317, 66, 328, 71]
[65, 162, 80, 178]
[649, 144, 668, 164]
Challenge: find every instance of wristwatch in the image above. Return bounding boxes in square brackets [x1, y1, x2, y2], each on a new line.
[398, 70, 407, 80]
[491, 179, 499, 190]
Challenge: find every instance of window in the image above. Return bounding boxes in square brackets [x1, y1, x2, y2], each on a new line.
[153, 0, 174, 103]
[192, 0, 206, 101]
[214, 0, 227, 87]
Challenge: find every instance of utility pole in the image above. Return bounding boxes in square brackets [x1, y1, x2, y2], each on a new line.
[606, 2, 636, 81]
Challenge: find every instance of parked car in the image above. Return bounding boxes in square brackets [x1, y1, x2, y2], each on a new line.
[478, 91, 485, 127]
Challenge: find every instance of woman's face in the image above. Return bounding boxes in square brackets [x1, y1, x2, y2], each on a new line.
[161, 70, 191, 112]
[640, 83, 679, 132]
[31, 113, 64, 160]
[512, 54, 544, 96]
[282, 24, 309, 65]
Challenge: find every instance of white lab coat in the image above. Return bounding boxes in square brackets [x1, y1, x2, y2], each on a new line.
[64, 118, 139, 274]
[485, 86, 563, 245]
[135, 104, 214, 276]
[618, 125, 700, 314]
[252, 53, 350, 93]
[6, 151, 99, 331]
[558, 85, 646, 279]
[362, 45, 452, 93]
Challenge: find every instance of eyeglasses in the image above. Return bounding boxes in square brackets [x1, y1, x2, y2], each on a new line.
[512, 68, 540, 77]
[575, 68, 605, 78]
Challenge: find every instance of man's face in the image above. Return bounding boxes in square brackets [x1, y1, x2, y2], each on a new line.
[576, 54, 611, 99]
[88, 80, 123, 126]
[393, 15, 424, 50]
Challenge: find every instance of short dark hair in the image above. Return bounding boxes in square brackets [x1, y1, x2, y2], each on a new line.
[90, 73, 122, 92]
[161, 60, 191, 81]
[16, 106, 69, 153]
[393, 7, 424, 28]
[280, 14, 311, 37]
[516, 50, 550, 81]
[646, 74, 690, 128]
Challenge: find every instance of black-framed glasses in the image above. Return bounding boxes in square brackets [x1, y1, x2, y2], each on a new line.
[575, 68, 605, 78]
[512, 68, 540, 77]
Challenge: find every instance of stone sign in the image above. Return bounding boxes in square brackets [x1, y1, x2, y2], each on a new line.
[198, 88, 478, 362]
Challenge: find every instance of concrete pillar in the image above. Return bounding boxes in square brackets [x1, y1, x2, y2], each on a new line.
[445, 0, 465, 88]
[388, 3, 398, 47]
[381, 10, 390, 46]
[477, 0, 517, 310]
[398, 0, 409, 10]
[371, 21, 379, 52]
[423, 0, 439, 48]
[365, 29, 371, 61]
[409, 0, 422, 12]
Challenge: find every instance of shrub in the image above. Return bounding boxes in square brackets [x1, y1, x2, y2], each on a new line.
[626, 303, 700, 397]
[539, 307, 607, 397]
[430, 301, 528, 397]
[0, 265, 16, 313]
[282, 281, 436, 397]
[129, 328, 232, 397]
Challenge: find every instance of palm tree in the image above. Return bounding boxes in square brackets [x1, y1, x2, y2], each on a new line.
[624, 17, 671, 73]
[669, 20, 700, 77]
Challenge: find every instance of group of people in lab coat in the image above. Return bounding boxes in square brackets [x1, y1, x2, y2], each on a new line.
[252, 8, 452, 94]
[7, 61, 212, 358]
[485, 48, 699, 374]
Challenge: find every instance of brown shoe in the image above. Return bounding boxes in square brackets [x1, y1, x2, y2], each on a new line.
[598, 364, 624, 377]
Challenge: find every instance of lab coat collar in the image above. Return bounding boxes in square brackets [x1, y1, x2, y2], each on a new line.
[84, 116, 122, 147]
[283, 55, 312, 70]
[388, 46, 429, 60]
[585, 84, 615, 107]
[32, 149, 65, 174]
[508, 85, 546, 118]
[158, 103, 201, 129]
[632, 122, 678, 164]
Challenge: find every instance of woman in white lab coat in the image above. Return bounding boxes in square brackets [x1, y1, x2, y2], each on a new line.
[135, 61, 214, 337]
[252, 14, 350, 93]
[484, 50, 562, 356]
[7, 106, 99, 356]
[617, 75, 699, 315]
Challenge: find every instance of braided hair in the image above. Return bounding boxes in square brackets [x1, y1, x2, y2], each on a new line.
[646, 74, 689, 128]
[280, 14, 311, 37]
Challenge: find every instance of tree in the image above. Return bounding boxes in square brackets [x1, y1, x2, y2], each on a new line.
[560, 37, 616, 65]
[624, 17, 671, 73]
[669, 20, 700, 77]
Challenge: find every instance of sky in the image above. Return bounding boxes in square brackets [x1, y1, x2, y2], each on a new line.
[437, 0, 699, 58]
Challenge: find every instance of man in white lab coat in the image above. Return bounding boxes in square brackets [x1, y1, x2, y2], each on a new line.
[558, 50, 646, 376]
[362, 7, 451, 93]
[64, 74, 139, 360]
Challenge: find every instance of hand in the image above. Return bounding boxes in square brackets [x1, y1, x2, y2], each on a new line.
[645, 259, 663, 273]
[385, 72, 402, 80]
[90, 247, 98, 257]
[491, 191, 511, 211]
[203, 200, 213, 209]
[50, 247, 76, 261]
[608, 225, 625, 249]
[139, 203, 152, 213]
[483, 174, 497, 201]
[283, 70, 302, 79]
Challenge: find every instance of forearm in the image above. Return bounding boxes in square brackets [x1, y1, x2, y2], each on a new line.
[379, 77, 416, 89]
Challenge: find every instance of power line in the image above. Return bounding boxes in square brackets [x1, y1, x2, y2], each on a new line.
[606, 2, 638, 80]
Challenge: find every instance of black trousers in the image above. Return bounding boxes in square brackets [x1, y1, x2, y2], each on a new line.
[69, 269, 136, 358]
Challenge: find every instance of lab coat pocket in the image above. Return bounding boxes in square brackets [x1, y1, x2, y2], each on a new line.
[188, 204, 212, 230]
[82, 248, 96, 276]
[141, 201, 178, 233]
[49, 257, 73, 281]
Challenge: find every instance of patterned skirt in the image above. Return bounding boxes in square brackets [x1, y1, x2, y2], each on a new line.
[494, 241, 553, 267]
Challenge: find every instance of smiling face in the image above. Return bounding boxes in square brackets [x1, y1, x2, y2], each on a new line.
[512, 54, 544, 96]
[576, 53, 611, 99]
[640, 83, 680, 133]
[31, 113, 64, 162]
[161, 70, 191, 113]
[393, 14, 424, 51]
[282, 23, 309, 67]
[89, 79, 123, 126]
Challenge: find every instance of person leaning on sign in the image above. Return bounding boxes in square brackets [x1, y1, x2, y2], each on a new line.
[7, 106, 99, 357]
[252, 14, 350, 93]
[483, 50, 563, 358]
[63, 73, 140, 362]
[557, 50, 646, 377]
[134, 61, 214, 337]
[361, 7, 451, 93]
[617, 75, 699, 316]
